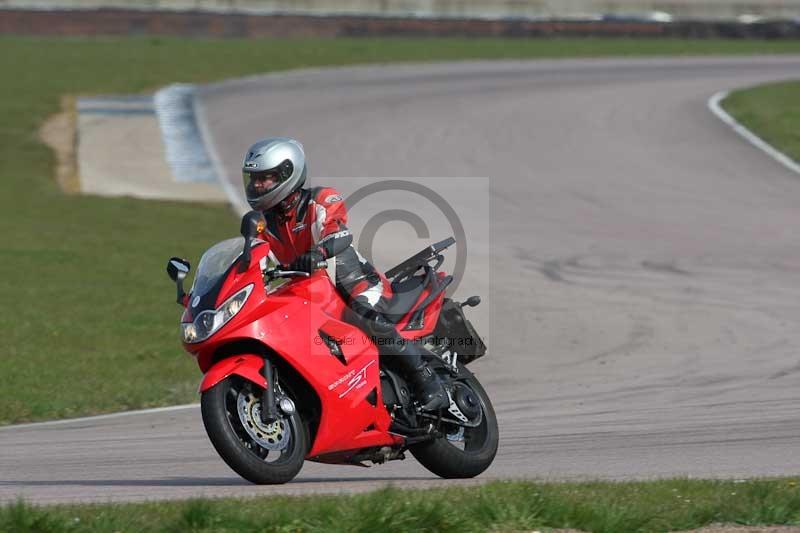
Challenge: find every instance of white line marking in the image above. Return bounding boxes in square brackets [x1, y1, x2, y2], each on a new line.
[0, 404, 200, 431]
[193, 91, 250, 216]
[708, 90, 800, 176]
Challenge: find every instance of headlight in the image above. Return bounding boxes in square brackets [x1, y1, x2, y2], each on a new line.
[182, 284, 253, 344]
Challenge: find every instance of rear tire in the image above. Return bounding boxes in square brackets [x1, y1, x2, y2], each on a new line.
[410, 365, 499, 478]
[201, 374, 308, 484]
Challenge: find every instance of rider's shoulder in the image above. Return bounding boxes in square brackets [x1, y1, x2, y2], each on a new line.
[312, 186, 345, 207]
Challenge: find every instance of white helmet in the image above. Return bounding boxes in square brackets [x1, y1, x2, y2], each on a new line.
[242, 137, 307, 211]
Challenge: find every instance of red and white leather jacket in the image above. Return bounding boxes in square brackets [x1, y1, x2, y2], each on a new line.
[258, 187, 392, 306]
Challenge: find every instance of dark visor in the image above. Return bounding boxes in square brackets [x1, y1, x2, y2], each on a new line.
[243, 160, 294, 196]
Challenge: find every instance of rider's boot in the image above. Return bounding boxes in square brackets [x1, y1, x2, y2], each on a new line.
[358, 304, 449, 412]
[408, 360, 449, 412]
[387, 332, 448, 412]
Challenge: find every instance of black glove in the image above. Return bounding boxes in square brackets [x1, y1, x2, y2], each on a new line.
[289, 250, 325, 273]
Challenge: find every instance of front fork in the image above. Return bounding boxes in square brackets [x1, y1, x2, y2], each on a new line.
[260, 357, 280, 424]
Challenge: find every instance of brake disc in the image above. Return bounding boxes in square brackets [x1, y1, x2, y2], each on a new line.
[237, 391, 291, 451]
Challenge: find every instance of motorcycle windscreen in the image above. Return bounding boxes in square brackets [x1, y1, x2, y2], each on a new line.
[191, 237, 245, 300]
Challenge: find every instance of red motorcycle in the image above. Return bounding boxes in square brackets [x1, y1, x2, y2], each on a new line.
[166, 211, 498, 484]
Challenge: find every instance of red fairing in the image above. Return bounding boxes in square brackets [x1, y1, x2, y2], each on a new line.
[199, 354, 266, 393]
[395, 272, 448, 340]
[182, 240, 436, 459]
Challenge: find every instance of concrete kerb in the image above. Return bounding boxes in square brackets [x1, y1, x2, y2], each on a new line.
[708, 89, 800, 177]
[154, 84, 218, 184]
[75, 90, 226, 201]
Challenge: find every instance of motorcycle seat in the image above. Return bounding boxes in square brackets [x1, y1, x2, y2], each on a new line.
[382, 272, 430, 323]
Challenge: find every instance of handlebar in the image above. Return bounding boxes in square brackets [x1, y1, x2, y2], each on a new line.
[280, 261, 328, 272]
[278, 261, 328, 274]
[266, 261, 328, 280]
[268, 269, 310, 279]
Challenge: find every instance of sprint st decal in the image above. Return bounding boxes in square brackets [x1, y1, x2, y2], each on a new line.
[328, 360, 375, 398]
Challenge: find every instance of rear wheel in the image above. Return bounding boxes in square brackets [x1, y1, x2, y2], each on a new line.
[201, 374, 308, 484]
[410, 365, 499, 478]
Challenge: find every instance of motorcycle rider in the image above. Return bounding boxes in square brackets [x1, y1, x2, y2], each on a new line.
[242, 137, 448, 411]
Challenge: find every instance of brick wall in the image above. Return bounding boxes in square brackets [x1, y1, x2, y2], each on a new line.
[0, 9, 798, 38]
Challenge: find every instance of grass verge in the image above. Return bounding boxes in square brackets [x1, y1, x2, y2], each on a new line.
[721, 80, 800, 163]
[2, 36, 800, 425]
[2, 479, 800, 532]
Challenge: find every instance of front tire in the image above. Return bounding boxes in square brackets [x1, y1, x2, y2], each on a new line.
[410, 365, 499, 478]
[201, 374, 308, 484]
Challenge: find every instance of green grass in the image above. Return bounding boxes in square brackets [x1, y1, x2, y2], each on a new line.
[2, 36, 800, 425]
[2, 479, 800, 532]
[722, 80, 800, 163]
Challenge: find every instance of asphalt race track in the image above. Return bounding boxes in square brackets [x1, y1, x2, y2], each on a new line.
[4, 56, 800, 505]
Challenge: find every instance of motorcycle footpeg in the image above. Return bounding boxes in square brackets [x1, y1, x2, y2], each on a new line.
[390, 420, 435, 437]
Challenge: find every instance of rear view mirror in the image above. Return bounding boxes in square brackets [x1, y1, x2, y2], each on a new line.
[167, 258, 190, 282]
[240, 210, 267, 240]
[239, 211, 267, 273]
[166, 257, 191, 305]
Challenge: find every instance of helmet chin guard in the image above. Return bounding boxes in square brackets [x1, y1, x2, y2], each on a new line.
[242, 137, 307, 211]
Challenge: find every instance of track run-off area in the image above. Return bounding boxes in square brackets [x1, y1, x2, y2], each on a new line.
[3, 56, 800, 505]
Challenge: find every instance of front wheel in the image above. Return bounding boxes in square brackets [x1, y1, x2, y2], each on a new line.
[410, 364, 499, 478]
[201, 374, 308, 484]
